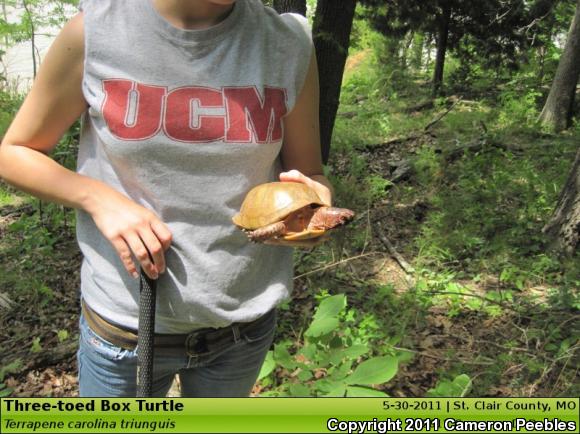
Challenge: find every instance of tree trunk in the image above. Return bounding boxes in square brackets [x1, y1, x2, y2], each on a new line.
[22, 0, 37, 79]
[543, 148, 580, 255]
[432, 4, 451, 97]
[411, 32, 425, 72]
[272, 0, 306, 15]
[312, 0, 357, 164]
[400, 31, 414, 70]
[538, 0, 580, 132]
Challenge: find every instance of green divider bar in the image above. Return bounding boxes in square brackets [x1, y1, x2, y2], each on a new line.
[1, 398, 578, 433]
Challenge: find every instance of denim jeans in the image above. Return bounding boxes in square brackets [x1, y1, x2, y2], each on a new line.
[77, 309, 276, 397]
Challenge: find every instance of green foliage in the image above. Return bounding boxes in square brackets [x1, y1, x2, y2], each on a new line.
[0, 90, 23, 136]
[0, 0, 78, 48]
[497, 88, 542, 130]
[427, 374, 472, 397]
[0, 360, 22, 397]
[8, 213, 57, 258]
[29, 337, 42, 353]
[414, 142, 575, 285]
[57, 329, 69, 342]
[412, 146, 443, 187]
[261, 294, 399, 397]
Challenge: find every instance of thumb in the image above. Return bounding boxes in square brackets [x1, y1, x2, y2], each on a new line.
[279, 169, 309, 184]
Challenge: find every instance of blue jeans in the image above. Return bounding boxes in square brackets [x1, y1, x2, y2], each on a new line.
[77, 309, 276, 397]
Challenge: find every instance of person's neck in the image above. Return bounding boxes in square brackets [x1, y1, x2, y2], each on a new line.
[152, 1, 235, 30]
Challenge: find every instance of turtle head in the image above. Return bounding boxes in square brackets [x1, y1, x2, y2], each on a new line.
[311, 207, 355, 230]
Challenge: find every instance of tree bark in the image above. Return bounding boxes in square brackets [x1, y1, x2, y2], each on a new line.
[538, 0, 580, 132]
[432, 3, 451, 97]
[543, 148, 580, 255]
[22, 0, 37, 79]
[312, 0, 357, 164]
[411, 32, 425, 72]
[272, 0, 306, 15]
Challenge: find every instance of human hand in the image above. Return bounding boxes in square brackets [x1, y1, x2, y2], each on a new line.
[264, 233, 330, 249]
[279, 169, 332, 206]
[85, 185, 172, 280]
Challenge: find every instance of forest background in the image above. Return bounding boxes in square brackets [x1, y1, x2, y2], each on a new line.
[0, 0, 578, 398]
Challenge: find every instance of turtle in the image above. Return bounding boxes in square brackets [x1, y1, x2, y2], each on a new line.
[232, 182, 355, 242]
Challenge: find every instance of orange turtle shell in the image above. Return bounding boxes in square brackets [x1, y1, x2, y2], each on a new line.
[232, 182, 325, 230]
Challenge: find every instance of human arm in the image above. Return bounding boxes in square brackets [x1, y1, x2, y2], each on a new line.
[0, 13, 170, 279]
[279, 51, 332, 205]
[269, 51, 334, 247]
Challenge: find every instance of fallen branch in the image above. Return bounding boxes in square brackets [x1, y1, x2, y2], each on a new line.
[391, 346, 496, 365]
[376, 224, 415, 275]
[425, 290, 523, 313]
[293, 251, 382, 280]
[0, 292, 13, 310]
[424, 97, 462, 132]
[444, 140, 524, 162]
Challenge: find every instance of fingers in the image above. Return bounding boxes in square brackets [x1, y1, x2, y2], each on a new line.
[138, 226, 165, 275]
[264, 234, 330, 248]
[110, 236, 139, 279]
[279, 169, 332, 206]
[112, 217, 172, 280]
[123, 230, 158, 279]
[89, 188, 173, 280]
[150, 219, 173, 251]
[279, 169, 310, 184]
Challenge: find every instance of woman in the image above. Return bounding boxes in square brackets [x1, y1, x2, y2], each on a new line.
[0, 0, 333, 397]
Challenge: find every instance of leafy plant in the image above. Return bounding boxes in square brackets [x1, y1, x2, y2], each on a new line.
[427, 374, 472, 397]
[30, 337, 42, 353]
[260, 294, 399, 397]
[0, 360, 22, 398]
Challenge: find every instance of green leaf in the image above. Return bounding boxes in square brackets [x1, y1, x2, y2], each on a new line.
[273, 344, 297, 370]
[327, 350, 345, 366]
[395, 349, 415, 363]
[298, 370, 314, 382]
[344, 356, 398, 386]
[57, 329, 69, 343]
[342, 344, 369, 359]
[427, 374, 472, 397]
[327, 360, 353, 382]
[327, 344, 369, 366]
[0, 360, 22, 382]
[288, 383, 311, 397]
[314, 294, 347, 321]
[316, 380, 346, 398]
[304, 317, 339, 338]
[0, 385, 13, 398]
[298, 343, 317, 361]
[30, 337, 42, 354]
[329, 335, 343, 349]
[346, 386, 389, 397]
[257, 351, 275, 380]
[314, 377, 347, 395]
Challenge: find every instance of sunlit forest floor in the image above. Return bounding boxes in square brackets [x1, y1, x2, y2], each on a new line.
[0, 50, 578, 397]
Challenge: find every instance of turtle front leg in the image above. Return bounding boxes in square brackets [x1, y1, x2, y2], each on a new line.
[246, 221, 287, 243]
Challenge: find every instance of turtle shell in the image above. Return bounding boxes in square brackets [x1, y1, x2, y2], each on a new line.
[232, 182, 325, 230]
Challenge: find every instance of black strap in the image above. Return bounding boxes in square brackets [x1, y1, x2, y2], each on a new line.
[137, 268, 157, 398]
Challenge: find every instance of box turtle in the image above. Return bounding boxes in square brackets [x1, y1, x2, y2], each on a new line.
[232, 182, 355, 242]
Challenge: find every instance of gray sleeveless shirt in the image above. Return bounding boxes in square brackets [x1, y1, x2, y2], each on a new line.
[77, 0, 312, 333]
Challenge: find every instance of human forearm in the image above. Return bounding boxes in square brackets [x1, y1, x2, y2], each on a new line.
[0, 142, 172, 279]
[0, 142, 109, 213]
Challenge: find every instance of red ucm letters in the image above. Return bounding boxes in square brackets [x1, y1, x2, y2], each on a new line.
[101, 79, 288, 144]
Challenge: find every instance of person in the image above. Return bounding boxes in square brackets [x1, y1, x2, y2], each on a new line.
[0, 0, 334, 397]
